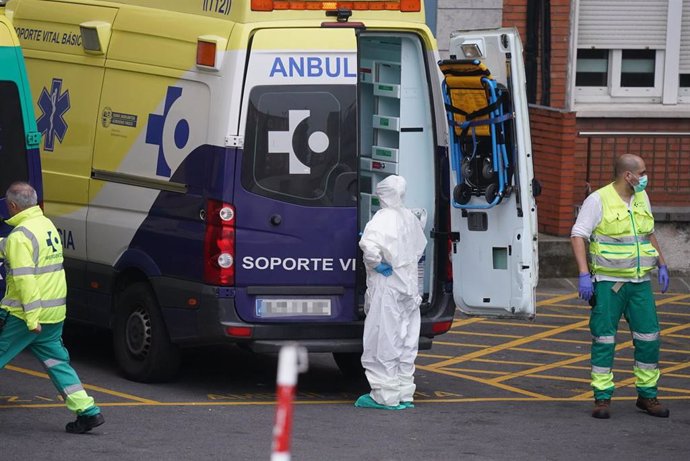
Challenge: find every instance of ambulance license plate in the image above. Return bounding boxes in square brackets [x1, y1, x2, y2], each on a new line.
[256, 299, 332, 317]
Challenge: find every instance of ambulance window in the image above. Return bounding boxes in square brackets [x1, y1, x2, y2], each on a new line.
[0, 81, 29, 194]
[242, 85, 357, 207]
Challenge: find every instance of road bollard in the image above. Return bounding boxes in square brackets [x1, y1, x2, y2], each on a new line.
[271, 344, 309, 461]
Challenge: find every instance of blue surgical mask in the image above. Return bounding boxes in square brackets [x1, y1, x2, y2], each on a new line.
[633, 175, 648, 193]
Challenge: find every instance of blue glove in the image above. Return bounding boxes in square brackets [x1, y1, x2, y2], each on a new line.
[658, 265, 669, 293]
[374, 263, 393, 277]
[578, 273, 593, 301]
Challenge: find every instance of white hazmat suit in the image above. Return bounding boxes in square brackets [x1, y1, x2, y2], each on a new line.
[359, 175, 428, 407]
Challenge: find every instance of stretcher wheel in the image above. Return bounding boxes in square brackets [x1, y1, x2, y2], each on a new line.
[482, 157, 495, 179]
[461, 158, 474, 180]
[454, 183, 472, 205]
[485, 182, 498, 204]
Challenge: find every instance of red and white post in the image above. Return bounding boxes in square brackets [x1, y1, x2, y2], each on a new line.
[271, 344, 308, 461]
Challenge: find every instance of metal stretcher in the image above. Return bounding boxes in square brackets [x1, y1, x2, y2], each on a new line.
[439, 59, 514, 209]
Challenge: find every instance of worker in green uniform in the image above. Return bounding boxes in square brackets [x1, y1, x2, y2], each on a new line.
[0, 182, 104, 433]
[571, 154, 670, 419]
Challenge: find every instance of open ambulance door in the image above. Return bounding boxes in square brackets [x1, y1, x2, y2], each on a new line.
[0, 15, 41, 291]
[441, 28, 538, 319]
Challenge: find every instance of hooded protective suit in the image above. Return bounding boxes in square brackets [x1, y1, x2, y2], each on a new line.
[359, 175, 427, 407]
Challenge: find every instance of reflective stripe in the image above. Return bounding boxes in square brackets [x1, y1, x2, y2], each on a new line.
[634, 361, 658, 370]
[44, 359, 62, 368]
[592, 366, 612, 374]
[593, 255, 658, 270]
[36, 263, 63, 274]
[5, 263, 63, 277]
[64, 384, 85, 395]
[593, 234, 651, 244]
[4, 297, 66, 312]
[0, 238, 6, 253]
[13, 226, 39, 266]
[6, 267, 36, 276]
[632, 331, 659, 341]
[23, 300, 43, 312]
[592, 335, 615, 344]
[1, 298, 22, 307]
[41, 297, 66, 308]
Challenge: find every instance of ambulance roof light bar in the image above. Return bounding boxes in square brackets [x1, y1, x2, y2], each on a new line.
[251, 0, 421, 12]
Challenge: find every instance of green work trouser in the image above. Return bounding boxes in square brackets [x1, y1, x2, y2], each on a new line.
[0, 313, 100, 416]
[590, 281, 661, 400]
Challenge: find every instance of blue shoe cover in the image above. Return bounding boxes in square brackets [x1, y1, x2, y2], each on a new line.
[354, 394, 405, 410]
[400, 401, 415, 409]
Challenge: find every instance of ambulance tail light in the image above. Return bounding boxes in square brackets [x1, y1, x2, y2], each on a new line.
[251, 0, 420, 11]
[204, 200, 235, 286]
[432, 320, 453, 335]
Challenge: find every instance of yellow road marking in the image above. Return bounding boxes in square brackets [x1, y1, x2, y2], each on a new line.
[512, 347, 581, 357]
[417, 353, 453, 359]
[480, 321, 559, 329]
[448, 331, 521, 339]
[537, 293, 580, 306]
[536, 313, 589, 320]
[6, 395, 690, 409]
[441, 367, 508, 376]
[427, 319, 590, 370]
[5, 365, 159, 404]
[416, 364, 550, 399]
[525, 374, 591, 384]
[451, 317, 485, 328]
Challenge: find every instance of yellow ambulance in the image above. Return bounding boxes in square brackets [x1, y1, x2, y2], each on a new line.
[4, 0, 538, 381]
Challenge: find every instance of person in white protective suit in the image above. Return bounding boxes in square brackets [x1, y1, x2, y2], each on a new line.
[355, 175, 427, 410]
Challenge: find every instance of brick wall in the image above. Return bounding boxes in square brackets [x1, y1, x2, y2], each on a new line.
[575, 118, 690, 208]
[502, 0, 572, 109]
[530, 106, 577, 236]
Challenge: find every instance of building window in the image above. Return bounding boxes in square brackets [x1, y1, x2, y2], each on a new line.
[576, 49, 609, 87]
[620, 50, 656, 87]
[574, 0, 685, 105]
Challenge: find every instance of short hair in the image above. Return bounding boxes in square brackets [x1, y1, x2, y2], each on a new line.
[614, 154, 642, 178]
[6, 181, 38, 210]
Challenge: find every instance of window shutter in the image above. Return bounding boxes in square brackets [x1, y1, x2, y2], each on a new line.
[578, 0, 669, 49]
[681, 2, 690, 72]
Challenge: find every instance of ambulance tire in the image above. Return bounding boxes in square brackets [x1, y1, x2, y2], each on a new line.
[333, 352, 366, 380]
[113, 282, 181, 383]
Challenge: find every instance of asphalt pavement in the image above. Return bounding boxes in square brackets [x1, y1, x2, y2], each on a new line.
[2, 276, 690, 460]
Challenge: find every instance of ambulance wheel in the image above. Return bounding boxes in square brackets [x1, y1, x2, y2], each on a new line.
[113, 282, 180, 383]
[333, 352, 365, 379]
[453, 183, 472, 205]
[485, 183, 500, 204]
[482, 158, 495, 179]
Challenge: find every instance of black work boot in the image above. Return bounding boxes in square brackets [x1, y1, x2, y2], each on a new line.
[591, 399, 611, 419]
[65, 413, 105, 434]
[636, 397, 670, 418]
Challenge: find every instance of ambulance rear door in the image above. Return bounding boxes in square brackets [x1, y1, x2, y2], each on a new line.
[446, 29, 538, 319]
[235, 27, 358, 324]
[0, 14, 41, 288]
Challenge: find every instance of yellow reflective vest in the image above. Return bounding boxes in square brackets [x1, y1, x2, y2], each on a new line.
[589, 184, 658, 279]
[0, 206, 67, 330]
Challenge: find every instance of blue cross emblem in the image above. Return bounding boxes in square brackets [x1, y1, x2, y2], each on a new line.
[36, 78, 70, 152]
[146, 86, 190, 178]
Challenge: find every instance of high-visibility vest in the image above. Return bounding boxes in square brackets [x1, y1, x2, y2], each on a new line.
[0, 206, 67, 330]
[589, 183, 658, 279]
